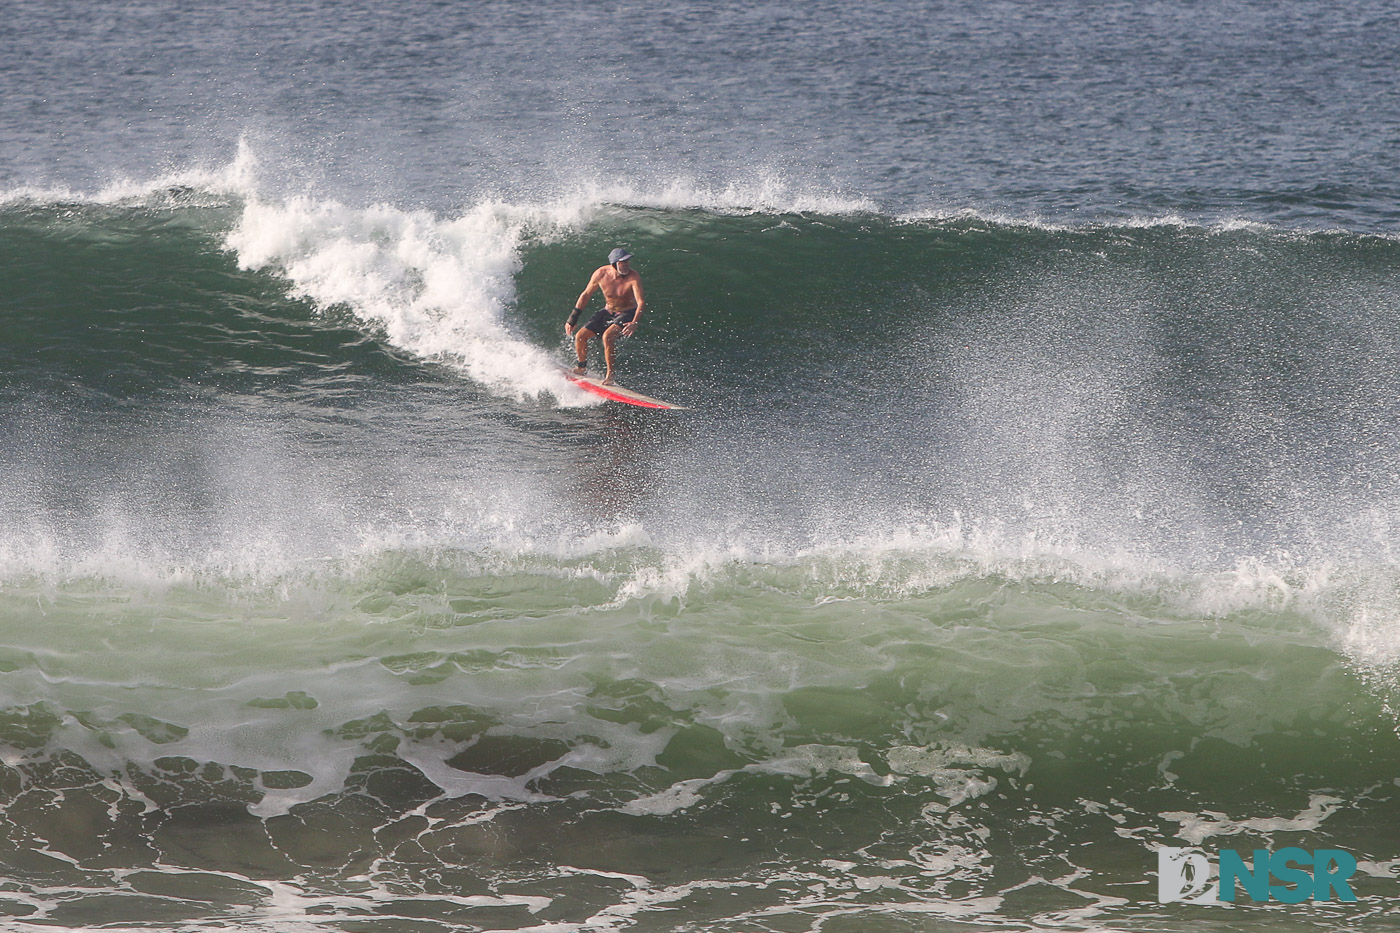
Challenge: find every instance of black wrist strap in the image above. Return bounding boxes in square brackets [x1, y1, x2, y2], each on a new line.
[567, 308, 581, 326]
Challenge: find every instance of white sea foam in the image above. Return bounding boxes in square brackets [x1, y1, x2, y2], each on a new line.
[1160, 795, 1346, 847]
[224, 189, 591, 402]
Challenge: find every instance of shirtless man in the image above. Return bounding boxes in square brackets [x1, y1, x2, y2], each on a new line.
[565, 247, 645, 386]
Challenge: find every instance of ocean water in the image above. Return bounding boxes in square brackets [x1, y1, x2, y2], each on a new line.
[3, 1, 1400, 930]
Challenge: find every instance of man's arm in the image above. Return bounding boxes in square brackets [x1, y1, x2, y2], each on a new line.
[566, 269, 602, 335]
[622, 277, 645, 336]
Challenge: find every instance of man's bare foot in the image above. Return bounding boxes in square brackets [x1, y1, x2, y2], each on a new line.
[572, 362, 587, 375]
[601, 374, 615, 385]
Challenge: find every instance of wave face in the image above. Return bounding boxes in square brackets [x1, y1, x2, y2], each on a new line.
[1, 186, 1400, 930]
[12, 193, 1400, 569]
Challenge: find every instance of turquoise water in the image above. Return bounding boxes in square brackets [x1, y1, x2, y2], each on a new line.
[4, 2, 1400, 930]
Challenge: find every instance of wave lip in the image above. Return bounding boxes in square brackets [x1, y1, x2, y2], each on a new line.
[552, 171, 878, 216]
[0, 138, 259, 209]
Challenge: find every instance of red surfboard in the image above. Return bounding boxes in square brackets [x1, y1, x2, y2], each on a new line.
[561, 369, 687, 410]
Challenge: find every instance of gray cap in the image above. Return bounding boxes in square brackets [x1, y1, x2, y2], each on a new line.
[608, 248, 633, 264]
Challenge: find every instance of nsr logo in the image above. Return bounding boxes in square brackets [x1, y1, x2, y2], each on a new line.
[1158, 847, 1358, 904]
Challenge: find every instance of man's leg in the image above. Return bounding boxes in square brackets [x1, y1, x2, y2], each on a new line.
[573, 328, 595, 373]
[601, 325, 621, 384]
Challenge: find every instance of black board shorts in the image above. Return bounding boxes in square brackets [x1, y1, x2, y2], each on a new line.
[583, 306, 636, 335]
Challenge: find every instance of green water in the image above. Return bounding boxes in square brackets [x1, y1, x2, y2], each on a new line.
[3, 195, 1400, 929]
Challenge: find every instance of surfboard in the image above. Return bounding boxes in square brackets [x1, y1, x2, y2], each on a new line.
[561, 369, 688, 410]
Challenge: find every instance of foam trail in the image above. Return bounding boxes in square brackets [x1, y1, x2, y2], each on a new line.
[225, 194, 583, 402]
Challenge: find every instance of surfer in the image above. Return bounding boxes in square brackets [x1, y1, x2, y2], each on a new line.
[565, 248, 645, 386]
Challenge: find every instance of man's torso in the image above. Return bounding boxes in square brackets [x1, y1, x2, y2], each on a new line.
[598, 266, 640, 311]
